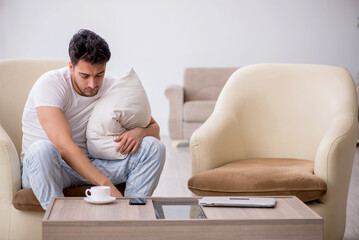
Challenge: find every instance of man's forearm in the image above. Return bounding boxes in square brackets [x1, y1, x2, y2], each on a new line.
[143, 121, 160, 140]
[61, 142, 112, 186]
[59, 142, 123, 197]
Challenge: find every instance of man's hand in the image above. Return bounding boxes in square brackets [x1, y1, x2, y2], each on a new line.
[109, 184, 124, 198]
[114, 127, 146, 154]
[113, 117, 160, 155]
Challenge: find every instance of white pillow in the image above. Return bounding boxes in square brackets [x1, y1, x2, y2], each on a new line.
[86, 68, 151, 160]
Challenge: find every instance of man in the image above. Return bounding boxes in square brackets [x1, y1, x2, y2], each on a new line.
[21, 29, 166, 210]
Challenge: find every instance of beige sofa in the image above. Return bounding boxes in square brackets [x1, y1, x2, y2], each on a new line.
[165, 68, 237, 147]
[0, 59, 126, 240]
[188, 63, 357, 240]
[0, 59, 69, 240]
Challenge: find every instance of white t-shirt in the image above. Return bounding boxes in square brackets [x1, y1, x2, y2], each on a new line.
[21, 67, 114, 160]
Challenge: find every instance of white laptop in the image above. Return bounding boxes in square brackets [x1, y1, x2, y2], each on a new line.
[198, 197, 276, 208]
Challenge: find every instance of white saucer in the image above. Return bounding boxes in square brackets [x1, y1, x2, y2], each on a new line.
[84, 196, 116, 204]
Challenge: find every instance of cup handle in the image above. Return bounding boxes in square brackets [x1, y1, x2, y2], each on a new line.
[85, 189, 91, 197]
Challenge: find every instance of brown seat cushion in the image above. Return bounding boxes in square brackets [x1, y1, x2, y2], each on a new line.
[188, 158, 327, 202]
[13, 183, 126, 212]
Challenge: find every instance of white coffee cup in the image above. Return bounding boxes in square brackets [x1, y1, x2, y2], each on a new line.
[85, 186, 111, 200]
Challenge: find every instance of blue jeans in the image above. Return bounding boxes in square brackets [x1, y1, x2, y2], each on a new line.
[21, 136, 166, 210]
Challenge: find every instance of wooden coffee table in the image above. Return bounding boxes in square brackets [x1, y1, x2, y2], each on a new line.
[42, 196, 323, 240]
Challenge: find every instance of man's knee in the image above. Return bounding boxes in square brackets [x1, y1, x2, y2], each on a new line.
[141, 137, 166, 164]
[24, 140, 61, 166]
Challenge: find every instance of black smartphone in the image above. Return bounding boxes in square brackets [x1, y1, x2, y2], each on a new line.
[129, 198, 147, 205]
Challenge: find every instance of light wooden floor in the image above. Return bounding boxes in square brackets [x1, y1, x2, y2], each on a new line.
[153, 135, 192, 197]
[153, 135, 359, 240]
[344, 146, 359, 240]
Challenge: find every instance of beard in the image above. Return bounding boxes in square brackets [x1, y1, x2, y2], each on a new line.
[73, 75, 100, 97]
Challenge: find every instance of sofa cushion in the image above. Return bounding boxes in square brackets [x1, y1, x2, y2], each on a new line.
[13, 183, 126, 212]
[86, 68, 151, 160]
[183, 101, 216, 122]
[188, 158, 327, 202]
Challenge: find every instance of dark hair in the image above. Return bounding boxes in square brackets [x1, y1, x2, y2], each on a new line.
[68, 29, 111, 66]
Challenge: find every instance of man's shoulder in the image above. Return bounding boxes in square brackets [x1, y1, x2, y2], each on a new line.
[40, 67, 69, 81]
[32, 67, 70, 99]
[35, 67, 70, 89]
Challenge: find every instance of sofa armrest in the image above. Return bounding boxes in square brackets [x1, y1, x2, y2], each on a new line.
[190, 111, 246, 176]
[165, 84, 184, 139]
[0, 124, 21, 204]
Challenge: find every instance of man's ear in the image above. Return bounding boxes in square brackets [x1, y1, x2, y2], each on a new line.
[69, 61, 74, 74]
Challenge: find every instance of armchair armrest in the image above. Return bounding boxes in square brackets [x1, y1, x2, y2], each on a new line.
[0, 124, 21, 204]
[314, 112, 357, 239]
[315, 112, 357, 202]
[190, 111, 246, 176]
[315, 113, 357, 180]
[165, 84, 184, 139]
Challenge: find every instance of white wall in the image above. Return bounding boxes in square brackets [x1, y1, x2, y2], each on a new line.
[1, 0, 359, 135]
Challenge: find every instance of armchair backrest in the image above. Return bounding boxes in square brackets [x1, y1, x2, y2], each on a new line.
[215, 63, 357, 160]
[0, 59, 68, 158]
[183, 68, 237, 102]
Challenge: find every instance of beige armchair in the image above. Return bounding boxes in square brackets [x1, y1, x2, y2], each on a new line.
[188, 63, 357, 240]
[357, 84, 359, 143]
[0, 59, 125, 240]
[165, 68, 237, 147]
